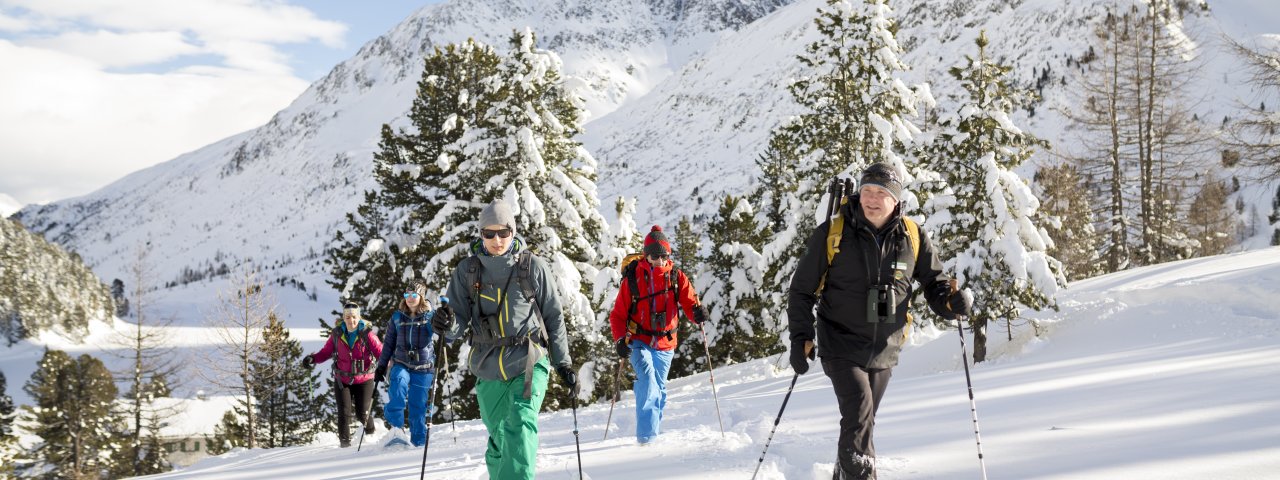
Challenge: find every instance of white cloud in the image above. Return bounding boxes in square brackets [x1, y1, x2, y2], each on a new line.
[26, 30, 200, 68]
[0, 9, 27, 32]
[0, 1, 350, 204]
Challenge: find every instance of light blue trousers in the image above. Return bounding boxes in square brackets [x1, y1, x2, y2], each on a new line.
[385, 363, 433, 446]
[629, 340, 674, 443]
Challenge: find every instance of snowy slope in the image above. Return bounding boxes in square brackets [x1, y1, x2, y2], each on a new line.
[10, 0, 1280, 332]
[0, 193, 21, 217]
[125, 247, 1280, 479]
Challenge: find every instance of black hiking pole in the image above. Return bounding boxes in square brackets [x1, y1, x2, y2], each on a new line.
[602, 357, 627, 441]
[355, 378, 380, 452]
[570, 384, 584, 479]
[951, 280, 989, 480]
[697, 322, 725, 437]
[440, 350, 457, 444]
[419, 331, 447, 480]
[750, 373, 800, 480]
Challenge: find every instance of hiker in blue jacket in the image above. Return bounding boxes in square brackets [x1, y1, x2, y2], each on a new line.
[374, 279, 439, 447]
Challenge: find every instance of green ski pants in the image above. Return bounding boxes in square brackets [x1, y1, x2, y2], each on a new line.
[475, 356, 549, 480]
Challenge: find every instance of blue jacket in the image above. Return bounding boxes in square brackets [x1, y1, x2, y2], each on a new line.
[377, 309, 437, 372]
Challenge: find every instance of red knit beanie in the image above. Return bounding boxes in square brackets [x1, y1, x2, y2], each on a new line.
[643, 225, 671, 257]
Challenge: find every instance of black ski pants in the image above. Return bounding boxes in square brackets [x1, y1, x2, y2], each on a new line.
[336, 379, 376, 447]
[822, 357, 892, 480]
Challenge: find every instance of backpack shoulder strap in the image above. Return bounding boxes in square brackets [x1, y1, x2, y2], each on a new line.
[816, 197, 849, 295]
[463, 255, 482, 324]
[902, 216, 920, 263]
[516, 251, 550, 342]
[623, 261, 640, 314]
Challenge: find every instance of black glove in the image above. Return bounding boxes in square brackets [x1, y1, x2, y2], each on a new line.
[692, 305, 709, 325]
[556, 364, 578, 393]
[374, 364, 387, 384]
[432, 304, 455, 332]
[302, 355, 315, 369]
[946, 290, 973, 318]
[790, 340, 814, 375]
[615, 337, 630, 359]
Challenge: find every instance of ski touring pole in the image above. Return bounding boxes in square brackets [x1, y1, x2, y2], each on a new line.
[697, 322, 725, 437]
[750, 373, 800, 480]
[356, 378, 380, 452]
[419, 336, 445, 480]
[570, 385, 584, 479]
[950, 280, 988, 480]
[602, 357, 626, 441]
[421, 297, 451, 480]
[440, 350, 458, 444]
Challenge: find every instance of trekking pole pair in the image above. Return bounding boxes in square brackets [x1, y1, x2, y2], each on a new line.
[950, 280, 988, 480]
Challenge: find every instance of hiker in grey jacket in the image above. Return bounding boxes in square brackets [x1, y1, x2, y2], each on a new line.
[431, 199, 575, 480]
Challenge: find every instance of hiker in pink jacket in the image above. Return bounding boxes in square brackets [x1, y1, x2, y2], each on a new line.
[306, 301, 383, 447]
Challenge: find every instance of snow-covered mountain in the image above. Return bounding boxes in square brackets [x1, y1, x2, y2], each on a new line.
[12, 0, 1277, 327]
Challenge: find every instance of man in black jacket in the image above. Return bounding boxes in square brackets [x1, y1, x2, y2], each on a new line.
[787, 162, 972, 480]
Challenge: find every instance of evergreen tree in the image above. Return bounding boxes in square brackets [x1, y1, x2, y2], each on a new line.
[110, 279, 129, 318]
[324, 39, 502, 334]
[0, 370, 15, 479]
[249, 313, 325, 448]
[757, 0, 931, 350]
[1224, 39, 1280, 180]
[22, 350, 123, 479]
[1186, 175, 1240, 256]
[666, 215, 707, 379]
[0, 371, 13, 440]
[426, 29, 611, 411]
[688, 196, 781, 378]
[205, 410, 249, 456]
[1035, 164, 1101, 281]
[752, 135, 800, 234]
[918, 31, 1064, 362]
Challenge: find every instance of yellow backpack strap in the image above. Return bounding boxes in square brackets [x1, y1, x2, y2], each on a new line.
[902, 216, 920, 263]
[816, 197, 848, 295]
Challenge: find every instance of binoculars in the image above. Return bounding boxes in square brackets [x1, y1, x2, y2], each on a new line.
[866, 285, 895, 323]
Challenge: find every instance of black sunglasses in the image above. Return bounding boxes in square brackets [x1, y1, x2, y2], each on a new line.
[481, 228, 513, 239]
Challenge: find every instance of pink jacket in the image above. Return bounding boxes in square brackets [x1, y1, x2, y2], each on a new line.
[311, 321, 383, 385]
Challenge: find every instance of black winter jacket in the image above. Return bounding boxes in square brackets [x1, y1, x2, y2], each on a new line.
[787, 197, 953, 369]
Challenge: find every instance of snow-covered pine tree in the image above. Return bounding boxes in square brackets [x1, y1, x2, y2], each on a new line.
[586, 196, 642, 401]
[666, 215, 707, 378]
[324, 40, 501, 333]
[918, 31, 1064, 362]
[426, 29, 610, 410]
[1034, 163, 1101, 281]
[249, 313, 325, 448]
[687, 196, 780, 378]
[205, 410, 248, 456]
[753, 135, 800, 234]
[757, 0, 932, 345]
[1186, 174, 1241, 256]
[21, 350, 123, 479]
[0, 370, 15, 479]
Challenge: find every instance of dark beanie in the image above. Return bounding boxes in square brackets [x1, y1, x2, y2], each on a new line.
[859, 162, 904, 202]
[643, 225, 671, 257]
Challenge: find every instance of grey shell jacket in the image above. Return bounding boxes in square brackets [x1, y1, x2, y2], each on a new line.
[787, 197, 953, 369]
[442, 238, 571, 381]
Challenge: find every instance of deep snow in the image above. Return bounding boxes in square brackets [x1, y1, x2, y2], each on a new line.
[119, 247, 1280, 479]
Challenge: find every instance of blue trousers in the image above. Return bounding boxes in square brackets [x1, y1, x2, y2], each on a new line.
[385, 363, 433, 446]
[629, 340, 674, 443]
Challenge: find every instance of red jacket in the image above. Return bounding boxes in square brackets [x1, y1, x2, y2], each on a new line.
[311, 321, 383, 385]
[609, 259, 700, 351]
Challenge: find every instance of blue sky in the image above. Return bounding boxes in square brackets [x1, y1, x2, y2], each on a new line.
[0, 0, 440, 207]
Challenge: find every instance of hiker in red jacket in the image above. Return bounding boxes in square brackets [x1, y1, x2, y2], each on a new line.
[305, 301, 383, 448]
[608, 225, 709, 445]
